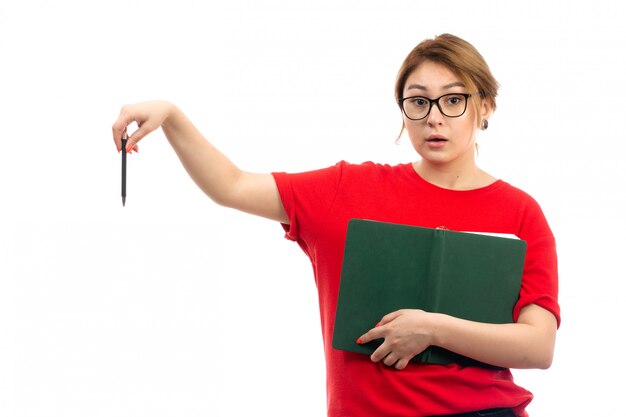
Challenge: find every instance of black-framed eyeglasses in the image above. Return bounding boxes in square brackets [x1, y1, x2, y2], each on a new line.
[399, 93, 472, 121]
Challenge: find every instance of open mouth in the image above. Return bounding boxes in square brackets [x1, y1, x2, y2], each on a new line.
[426, 136, 448, 143]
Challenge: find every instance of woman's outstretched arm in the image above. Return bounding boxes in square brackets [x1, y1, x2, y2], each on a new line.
[112, 101, 288, 223]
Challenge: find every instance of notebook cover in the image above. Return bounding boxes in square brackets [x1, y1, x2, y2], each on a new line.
[332, 219, 526, 367]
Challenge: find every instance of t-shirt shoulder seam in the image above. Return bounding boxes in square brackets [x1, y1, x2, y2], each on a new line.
[308, 161, 346, 248]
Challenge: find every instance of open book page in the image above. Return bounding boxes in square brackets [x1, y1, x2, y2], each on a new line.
[462, 231, 520, 240]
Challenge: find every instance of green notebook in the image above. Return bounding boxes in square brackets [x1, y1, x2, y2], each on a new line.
[332, 219, 527, 368]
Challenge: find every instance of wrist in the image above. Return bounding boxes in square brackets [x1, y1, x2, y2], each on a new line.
[161, 102, 194, 141]
[161, 101, 179, 129]
[428, 312, 451, 348]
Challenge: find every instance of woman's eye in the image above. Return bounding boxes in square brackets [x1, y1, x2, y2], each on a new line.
[446, 96, 462, 105]
[412, 98, 427, 106]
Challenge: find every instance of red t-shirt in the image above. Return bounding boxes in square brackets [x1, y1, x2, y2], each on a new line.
[272, 161, 560, 417]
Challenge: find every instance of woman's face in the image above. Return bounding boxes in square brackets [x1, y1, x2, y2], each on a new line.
[402, 61, 490, 169]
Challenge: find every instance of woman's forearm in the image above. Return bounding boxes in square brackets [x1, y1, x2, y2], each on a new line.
[161, 105, 244, 205]
[360, 304, 557, 370]
[432, 304, 557, 369]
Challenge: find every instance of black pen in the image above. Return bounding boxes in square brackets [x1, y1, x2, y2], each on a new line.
[121, 132, 127, 206]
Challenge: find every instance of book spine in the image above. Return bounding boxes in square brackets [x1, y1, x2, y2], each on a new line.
[414, 229, 447, 364]
[428, 229, 447, 313]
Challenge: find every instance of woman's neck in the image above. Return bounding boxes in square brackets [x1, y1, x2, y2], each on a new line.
[412, 160, 497, 190]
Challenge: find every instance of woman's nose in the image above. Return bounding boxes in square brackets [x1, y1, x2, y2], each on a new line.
[426, 102, 444, 125]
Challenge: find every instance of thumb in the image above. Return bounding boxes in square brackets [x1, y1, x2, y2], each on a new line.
[126, 123, 152, 152]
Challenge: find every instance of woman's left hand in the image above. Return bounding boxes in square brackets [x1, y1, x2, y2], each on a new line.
[357, 309, 437, 370]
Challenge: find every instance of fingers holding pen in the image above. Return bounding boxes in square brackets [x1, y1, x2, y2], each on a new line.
[111, 105, 147, 153]
[111, 100, 174, 152]
[111, 108, 133, 152]
[112, 117, 139, 153]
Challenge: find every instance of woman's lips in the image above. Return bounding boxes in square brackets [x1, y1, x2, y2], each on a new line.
[426, 135, 448, 148]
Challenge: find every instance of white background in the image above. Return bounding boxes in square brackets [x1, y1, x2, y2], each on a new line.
[1, 1, 625, 416]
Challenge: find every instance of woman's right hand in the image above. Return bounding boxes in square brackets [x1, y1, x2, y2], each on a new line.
[111, 100, 176, 153]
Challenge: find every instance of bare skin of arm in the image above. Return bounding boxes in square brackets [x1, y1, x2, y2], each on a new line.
[358, 304, 557, 370]
[111, 100, 288, 223]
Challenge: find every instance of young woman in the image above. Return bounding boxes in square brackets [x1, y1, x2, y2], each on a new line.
[111, 34, 559, 417]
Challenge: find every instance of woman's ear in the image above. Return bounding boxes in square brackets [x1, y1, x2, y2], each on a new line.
[480, 98, 493, 122]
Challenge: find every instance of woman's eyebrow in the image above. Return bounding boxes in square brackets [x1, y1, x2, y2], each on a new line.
[442, 82, 465, 89]
[406, 81, 465, 91]
[406, 83, 426, 91]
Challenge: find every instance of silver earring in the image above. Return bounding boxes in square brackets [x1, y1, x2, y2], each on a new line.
[481, 119, 489, 130]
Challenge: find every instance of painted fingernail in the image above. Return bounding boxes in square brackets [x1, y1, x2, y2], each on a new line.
[375, 322, 381, 328]
[356, 337, 363, 344]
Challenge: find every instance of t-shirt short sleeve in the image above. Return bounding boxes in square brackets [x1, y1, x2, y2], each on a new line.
[511, 194, 561, 327]
[514, 234, 561, 327]
[271, 161, 345, 247]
